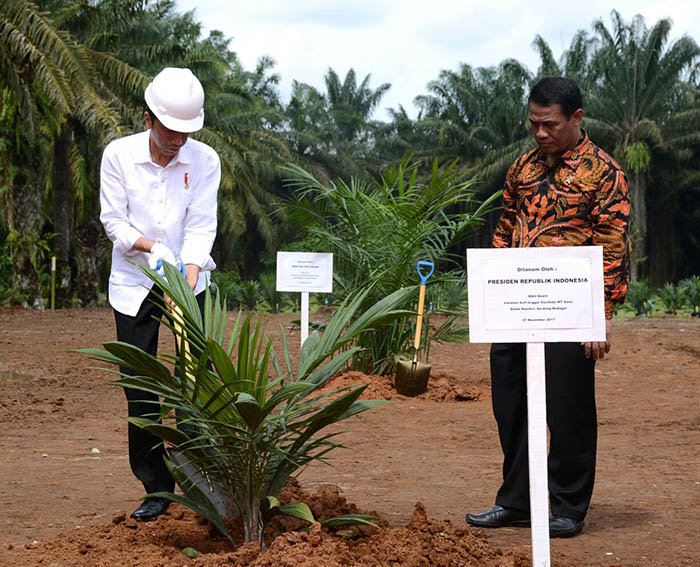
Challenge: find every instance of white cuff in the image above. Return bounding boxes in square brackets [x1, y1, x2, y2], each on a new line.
[115, 226, 143, 254]
[181, 244, 215, 271]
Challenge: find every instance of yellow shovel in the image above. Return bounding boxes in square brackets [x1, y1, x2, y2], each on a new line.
[158, 261, 227, 512]
[157, 260, 194, 382]
[395, 261, 434, 396]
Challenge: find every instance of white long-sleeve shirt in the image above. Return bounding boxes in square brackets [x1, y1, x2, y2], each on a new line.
[100, 130, 220, 316]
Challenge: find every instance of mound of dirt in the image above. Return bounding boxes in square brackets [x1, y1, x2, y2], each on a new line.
[4, 483, 531, 567]
[323, 370, 482, 402]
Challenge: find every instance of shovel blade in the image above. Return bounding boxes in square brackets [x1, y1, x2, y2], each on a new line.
[395, 358, 431, 397]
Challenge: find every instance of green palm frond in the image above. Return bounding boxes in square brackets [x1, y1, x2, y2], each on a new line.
[79, 261, 413, 546]
[280, 159, 494, 373]
[0, 0, 75, 133]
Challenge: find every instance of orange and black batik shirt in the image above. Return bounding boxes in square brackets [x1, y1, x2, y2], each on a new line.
[492, 131, 630, 318]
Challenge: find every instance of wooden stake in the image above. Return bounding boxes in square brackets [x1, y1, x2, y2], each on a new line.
[527, 342, 550, 566]
[50, 256, 56, 310]
[300, 291, 309, 348]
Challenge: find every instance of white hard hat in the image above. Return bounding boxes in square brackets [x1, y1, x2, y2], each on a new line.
[144, 67, 205, 133]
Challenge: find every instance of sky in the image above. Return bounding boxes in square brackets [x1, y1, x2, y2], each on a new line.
[175, 0, 700, 121]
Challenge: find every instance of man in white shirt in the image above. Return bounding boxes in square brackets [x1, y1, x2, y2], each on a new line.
[100, 67, 220, 522]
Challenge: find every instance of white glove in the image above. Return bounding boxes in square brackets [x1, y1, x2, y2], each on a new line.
[148, 243, 177, 272]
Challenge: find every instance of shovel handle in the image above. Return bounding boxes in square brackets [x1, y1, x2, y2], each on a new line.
[172, 305, 195, 383]
[156, 259, 187, 276]
[413, 261, 433, 355]
[416, 261, 434, 286]
[414, 284, 426, 352]
[156, 260, 193, 382]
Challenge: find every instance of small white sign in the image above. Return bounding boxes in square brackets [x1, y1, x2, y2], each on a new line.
[276, 252, 333, 293]
[467, 246, 605, 343]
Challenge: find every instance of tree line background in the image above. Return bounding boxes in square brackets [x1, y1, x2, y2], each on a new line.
[1, 0, 698, 309]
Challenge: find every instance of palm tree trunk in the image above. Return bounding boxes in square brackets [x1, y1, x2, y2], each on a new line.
[648, 207, 678, 285]
[74, 159, 103, 307]
[629, 171, 647, 281]
[11, 162, 46, 309]
[51, 126, 74, 307]
[74, 219, 101, 307]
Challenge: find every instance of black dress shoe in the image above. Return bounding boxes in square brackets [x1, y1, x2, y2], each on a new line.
[130, 498, 170, 522]
[549, 516, 584, 538]
[466, 505, 530, 528]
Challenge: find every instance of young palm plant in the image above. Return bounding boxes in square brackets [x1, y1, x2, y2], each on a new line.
[679, 276, 700, 317]
[657, 282, 687, 315]
[81, 262, 413, 547]
[281, 158, 501, 374]
[625, 279, 656, 316]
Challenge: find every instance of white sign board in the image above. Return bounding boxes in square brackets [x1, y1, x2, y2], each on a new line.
[276, 252, 333, 293]
[468, 245, 606, 567]
[467, 246, 605, 343]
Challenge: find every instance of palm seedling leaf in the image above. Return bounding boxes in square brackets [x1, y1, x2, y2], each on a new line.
[150, 459, 235, 545]
[321, 514, 379, 529]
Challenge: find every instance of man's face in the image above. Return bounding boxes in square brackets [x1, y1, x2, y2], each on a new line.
[144, 112, 189, 159]
[528, 102, 583, 159]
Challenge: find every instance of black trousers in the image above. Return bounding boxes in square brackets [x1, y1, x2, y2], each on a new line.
[114, 287, 207, 496]
[490, 342, 597, 521]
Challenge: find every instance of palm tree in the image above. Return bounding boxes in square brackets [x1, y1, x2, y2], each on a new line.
[38, 1, 290, 302]
[33, 0, 155, 306]
[1, 0, 126, 307]
[283, 67, 391, 180]
[531, 30, 594, 82]
[581, 11, 700, 280]
[411, 60, 534, 246]
[530, 16, 699, 282]
[324, 67, 390, 146]
[1, 0, 68, 307]
[284, 80, 336, 177]
[415, 60, 532, 164]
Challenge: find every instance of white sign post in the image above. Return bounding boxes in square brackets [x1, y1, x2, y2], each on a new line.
[276, 252, 333, 347]
[467, 246, 605, 567]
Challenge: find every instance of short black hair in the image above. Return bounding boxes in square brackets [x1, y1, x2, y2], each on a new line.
[145, 106, 158, 124]
[528, 77, 582, 119]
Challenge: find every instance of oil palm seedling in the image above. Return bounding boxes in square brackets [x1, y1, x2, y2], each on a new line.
[236, 279, 262, 311]
[81, 262, 413, 546]
[282, 158, 500, 374]
[258, 271, 292, 313]
[657, 282, 687, 315]
[625, 278, 656, 316]
[679, 275, 700, 317]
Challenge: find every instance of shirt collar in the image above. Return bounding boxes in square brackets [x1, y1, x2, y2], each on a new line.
[133, 131, 152, 164]
[175, 141, 193, 165]
[133, 130, 193, 166]
[534, 129, 590, 167]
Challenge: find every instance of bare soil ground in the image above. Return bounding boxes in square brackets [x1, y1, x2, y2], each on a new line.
[0, 308, 698, 566]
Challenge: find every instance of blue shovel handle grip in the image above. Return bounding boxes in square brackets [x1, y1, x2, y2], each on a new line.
[416, 261, 434, 285]
[156, 259, 187, 276]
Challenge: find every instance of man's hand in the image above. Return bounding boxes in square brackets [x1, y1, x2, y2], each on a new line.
[582, 318, 612, 360]
[148, 243, 177, 271]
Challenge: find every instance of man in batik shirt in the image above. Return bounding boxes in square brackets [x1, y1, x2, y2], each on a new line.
[466, 77, 630, 538]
